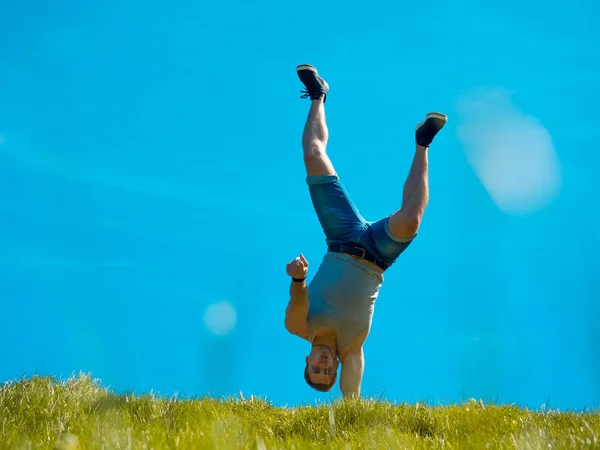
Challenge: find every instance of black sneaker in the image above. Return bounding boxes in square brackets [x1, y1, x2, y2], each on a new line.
[415, 112, 447, 147]
[297, 64, 329, 102]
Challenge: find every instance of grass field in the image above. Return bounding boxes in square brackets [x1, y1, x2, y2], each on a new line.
[1, 373, 598, 449]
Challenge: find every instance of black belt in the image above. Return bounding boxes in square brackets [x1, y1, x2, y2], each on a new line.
[328, 243, 389, 271]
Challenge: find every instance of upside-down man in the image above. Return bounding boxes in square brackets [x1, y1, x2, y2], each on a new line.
[284, 64, 447, 397]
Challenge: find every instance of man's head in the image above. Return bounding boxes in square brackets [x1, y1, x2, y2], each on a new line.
[304, 345, 339, 392]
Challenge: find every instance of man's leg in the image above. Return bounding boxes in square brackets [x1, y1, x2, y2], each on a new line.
[297, 65, 335, 177]
[387, 113, 447, 239]
[297, 65, 365, 242]
[302, 98, 335, 176]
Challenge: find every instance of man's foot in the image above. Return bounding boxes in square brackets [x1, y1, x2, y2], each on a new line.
[297, 64, 329, 102]
[415, 112, 447, 147]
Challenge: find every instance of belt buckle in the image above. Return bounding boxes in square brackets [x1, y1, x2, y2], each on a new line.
[355, 246, 366, 259]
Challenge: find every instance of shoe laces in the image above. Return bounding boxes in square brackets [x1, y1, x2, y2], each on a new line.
[300, 89, 310, 99]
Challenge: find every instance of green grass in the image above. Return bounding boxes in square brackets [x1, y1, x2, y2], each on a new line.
[0, 374, 598, 449]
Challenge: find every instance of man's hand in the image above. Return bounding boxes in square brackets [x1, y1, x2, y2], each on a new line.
[284, 254, 310, 338]
[286, 254, 309, 280]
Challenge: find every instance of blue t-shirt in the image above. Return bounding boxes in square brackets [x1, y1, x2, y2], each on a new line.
[307, 252, 384, 349]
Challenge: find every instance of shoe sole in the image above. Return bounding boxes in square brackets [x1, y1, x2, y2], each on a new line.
[296, 64, 330, 91]
[297, 64, 317, 73]
[416, 112, 448, 130]
[426, 112, 447, 121]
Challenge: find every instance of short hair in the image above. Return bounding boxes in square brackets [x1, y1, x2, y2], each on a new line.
[304, 361, 338, 392]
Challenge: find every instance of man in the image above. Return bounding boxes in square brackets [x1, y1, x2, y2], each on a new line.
[284, 64, 447, 398]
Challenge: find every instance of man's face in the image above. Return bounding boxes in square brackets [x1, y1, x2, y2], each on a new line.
[305, 345, 339, 385]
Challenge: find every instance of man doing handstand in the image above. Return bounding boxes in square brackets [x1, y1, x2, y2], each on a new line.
[284, 64, 447, 398]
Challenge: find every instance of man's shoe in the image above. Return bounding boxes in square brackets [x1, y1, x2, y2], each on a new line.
[297, 64, 329, 102]
[415, 112, 447, 147]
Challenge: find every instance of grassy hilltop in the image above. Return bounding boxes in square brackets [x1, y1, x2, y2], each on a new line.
[0, 374, 598, 449]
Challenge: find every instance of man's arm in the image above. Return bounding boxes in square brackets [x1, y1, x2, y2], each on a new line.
[284, 254, 310, 338]
[339, 347, 364, 398]
[284, 279, 310, 338]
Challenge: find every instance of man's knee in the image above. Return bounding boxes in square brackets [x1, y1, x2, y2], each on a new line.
[303, 141, 327, 165]
[387, 212, 422, 240]
[302, 140, 335, 176]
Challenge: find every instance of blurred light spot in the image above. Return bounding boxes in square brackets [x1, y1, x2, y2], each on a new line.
[54, 433, 79, 450]
[203, 301, 237, 336]
[456, 87, 561, 215]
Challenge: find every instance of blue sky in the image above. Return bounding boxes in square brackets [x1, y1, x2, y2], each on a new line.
[0, 0, 599, 409]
